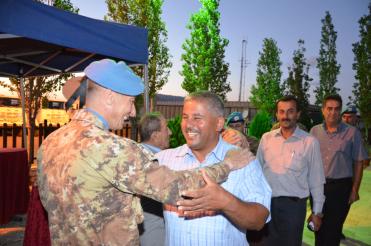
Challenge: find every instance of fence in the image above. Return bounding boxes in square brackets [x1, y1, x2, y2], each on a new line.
[0, 120, 139, 162]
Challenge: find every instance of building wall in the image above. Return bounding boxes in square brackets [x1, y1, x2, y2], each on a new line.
[154, 100, 258, 120]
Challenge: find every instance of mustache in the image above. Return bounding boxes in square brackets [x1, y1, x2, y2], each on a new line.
[185, 127, 200, 134]
[280, 118, 291, 122]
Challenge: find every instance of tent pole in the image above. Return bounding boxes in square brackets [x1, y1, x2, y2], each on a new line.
[144, 64, 149, 113]
[19, 77, 28, 153]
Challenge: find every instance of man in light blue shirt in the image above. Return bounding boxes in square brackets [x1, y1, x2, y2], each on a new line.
[156, 91, 271, 246]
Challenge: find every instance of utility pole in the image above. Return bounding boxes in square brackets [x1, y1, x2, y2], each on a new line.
[238, 39, 248, 101]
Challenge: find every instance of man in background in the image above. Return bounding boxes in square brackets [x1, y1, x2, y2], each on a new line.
[342, 105, 359, 126]
[256, 95, 325, 246]
[225, 111, 259, 155]
[138, 112, 171, 246]
[341, 105, 370, 170]
[311, 94, 368, 246]
[340, 105, 369, 240]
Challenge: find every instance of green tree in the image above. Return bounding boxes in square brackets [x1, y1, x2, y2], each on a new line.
[0, 0, 77, 163]
[105, 0, 172, 110]
[248, 111, 272, 139]
[283, 39, 313, 129]
[167, 115, 186, 148]
[351, 4, 371, 140]
[250, 38, 283, 116]
[180, 0, 230, 100]
[53, 0, 79, 13]
[314, 11, 341, 105]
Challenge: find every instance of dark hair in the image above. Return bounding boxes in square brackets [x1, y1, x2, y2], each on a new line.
[322, 94, 342, 109]
[139, 112, 163, 142]
[275, 95, 300, 112]
[184, 91, 224, 116]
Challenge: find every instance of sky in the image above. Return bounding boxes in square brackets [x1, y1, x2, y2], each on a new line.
[69, 0, 369, 104]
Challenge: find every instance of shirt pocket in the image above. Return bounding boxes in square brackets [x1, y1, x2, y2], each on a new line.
[286, 152, 306, 175]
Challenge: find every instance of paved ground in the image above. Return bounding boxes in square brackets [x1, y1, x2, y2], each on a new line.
[0, 215, 25, 246]
[1, 168, 370, 246]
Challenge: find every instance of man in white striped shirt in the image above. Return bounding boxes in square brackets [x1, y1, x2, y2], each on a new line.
[156, 91, 271, 246]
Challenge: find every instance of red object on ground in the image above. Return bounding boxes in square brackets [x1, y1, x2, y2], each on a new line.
[23, 186, 51, 246]
[0, 148, 29, 225]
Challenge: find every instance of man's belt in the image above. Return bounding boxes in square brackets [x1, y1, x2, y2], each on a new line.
[325, 177, 352, 184]
[273, 196, 308, 202]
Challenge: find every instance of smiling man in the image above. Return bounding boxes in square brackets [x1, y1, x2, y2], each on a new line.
[256, 95, 325, 245]
[156, 91, 271, 246]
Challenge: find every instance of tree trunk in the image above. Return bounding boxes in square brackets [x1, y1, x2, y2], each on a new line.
[150, 96, 155, 112]
[29, 121, 35, 166]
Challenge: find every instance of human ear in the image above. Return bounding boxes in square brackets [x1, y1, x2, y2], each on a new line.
[216, 116, 225, 132]
[104, 90, 114, 107]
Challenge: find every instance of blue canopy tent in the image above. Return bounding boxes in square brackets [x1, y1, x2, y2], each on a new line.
[0, 0, 149, 153]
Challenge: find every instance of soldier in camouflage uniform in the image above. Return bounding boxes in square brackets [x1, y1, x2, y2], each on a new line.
[37, 59, 249, 245]
[224, 112, 259, 155]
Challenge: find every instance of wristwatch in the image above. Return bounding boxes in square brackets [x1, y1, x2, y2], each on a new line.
[312, 212, 324, 218]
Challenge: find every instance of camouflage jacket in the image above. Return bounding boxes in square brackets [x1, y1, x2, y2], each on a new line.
[37, 109, 230, 246]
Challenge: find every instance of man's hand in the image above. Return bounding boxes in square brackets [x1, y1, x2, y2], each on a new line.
[177, 170, 232, 214]
[222, 128, 249, 149]
[224, 148, 255, 170]
[348, 189, 360, 204]
[307, 213, 322, 231]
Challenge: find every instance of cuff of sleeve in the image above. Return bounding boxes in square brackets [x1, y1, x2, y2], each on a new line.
[312, 202, 324, 215]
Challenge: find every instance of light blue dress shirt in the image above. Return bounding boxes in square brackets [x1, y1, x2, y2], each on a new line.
[156, 138, 272, 246]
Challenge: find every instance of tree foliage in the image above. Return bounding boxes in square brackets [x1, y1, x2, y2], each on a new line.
[105, 0, 172, 110]
[248, 111, 272, 139]
[250, 38, 283, 116]
[167, 115, 186, 148]
[283, 39, 313, 128]
[180, 0, 230, 100]
[314, 11, 341, 105]
[53, 0, 79, 13]
[351, 3, 371, 139]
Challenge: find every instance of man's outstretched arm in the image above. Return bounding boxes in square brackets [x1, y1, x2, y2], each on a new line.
[105, 143, 252, 205]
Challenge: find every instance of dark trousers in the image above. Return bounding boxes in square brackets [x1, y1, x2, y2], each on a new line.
[247, 196, 307, 246]
[315, 178, 352, 246]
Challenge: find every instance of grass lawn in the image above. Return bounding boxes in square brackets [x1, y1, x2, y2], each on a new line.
[302, 168, 371, 245]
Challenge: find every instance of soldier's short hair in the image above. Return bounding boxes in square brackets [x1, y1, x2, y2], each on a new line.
[139, 112, 163, 142]
[184, 91, 224, 117]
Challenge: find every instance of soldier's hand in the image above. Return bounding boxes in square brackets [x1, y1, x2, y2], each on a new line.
[178, 170, 231, 213]
[224, 148, 255, 170]
[222, 128, 249, 149]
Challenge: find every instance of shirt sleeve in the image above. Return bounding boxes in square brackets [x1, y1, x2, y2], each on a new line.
[256, 134, 265, 167]
[352, 128, 369, 162]
[103, 142, 231, 205]
[240, 159, 272, 220]
[307, 137, 326, 214]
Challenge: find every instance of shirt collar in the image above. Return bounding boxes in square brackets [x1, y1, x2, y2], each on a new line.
[322, 121, 346, 134]
[273, 126, 304, 140]
[72, 108, 109, 131]
[176, 136, 226, 162]
[141, 143, 162, 154]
